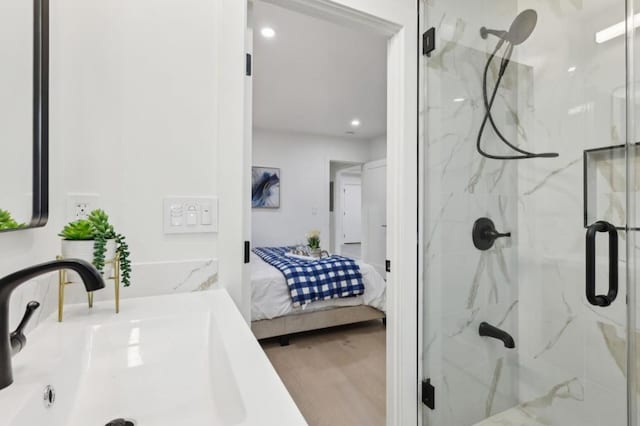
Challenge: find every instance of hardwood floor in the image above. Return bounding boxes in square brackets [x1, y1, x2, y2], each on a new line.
[261, 321, 386, 426]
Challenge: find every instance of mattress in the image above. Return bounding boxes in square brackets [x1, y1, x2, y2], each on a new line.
[251, 252, 386, 321]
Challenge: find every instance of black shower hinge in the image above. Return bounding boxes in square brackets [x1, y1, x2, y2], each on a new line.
[244, 241, 251, 264]
[385, 259, 391, 273]
[422, 27, 436, 57]
[246, 53, 252, 76]
[422, 378, 435, 409]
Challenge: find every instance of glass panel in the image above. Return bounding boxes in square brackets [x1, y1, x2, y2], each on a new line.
[420, 1, 631, 424]
[631, 1, 640, 424]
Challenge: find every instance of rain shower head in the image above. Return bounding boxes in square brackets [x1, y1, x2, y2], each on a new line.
[476, 8, 559, 160]
[480, 9, 538, 46]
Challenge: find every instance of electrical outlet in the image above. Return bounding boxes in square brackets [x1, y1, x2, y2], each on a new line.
[66, 193, 100, 222]
[74, 202, 90, 220]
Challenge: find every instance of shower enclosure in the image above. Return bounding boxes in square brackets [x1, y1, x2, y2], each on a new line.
[420, 0, 640, 424]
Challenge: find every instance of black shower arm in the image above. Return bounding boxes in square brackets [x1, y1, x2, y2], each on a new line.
[477, 41, 559, 160]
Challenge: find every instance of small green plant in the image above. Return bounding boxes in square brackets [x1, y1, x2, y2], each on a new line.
[59, 209, 132, 287]
[58, 219, 94, 240]
[0, 209, 26, 231]
[307, 229, 320, 250]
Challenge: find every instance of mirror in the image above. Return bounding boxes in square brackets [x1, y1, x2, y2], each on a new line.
[0, 0, 48, 232]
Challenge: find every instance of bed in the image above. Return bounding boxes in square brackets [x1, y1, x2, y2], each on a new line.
[250, 250, 386, 343]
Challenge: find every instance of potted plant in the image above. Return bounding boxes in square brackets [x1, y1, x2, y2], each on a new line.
[58, 209, 131, 286]
[0, 209, 26, 230]
[307, 229, 321, 258]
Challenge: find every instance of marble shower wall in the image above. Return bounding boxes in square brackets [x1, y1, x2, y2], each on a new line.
[422, 0, 630, 425]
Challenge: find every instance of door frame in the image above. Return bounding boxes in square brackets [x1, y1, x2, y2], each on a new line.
[218, 0, 419, 424]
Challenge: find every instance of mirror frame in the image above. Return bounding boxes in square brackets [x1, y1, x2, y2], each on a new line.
[3, 0, 49, 232]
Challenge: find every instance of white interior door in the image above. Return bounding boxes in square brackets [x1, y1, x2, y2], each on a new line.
[362, 160, 386, 276]
[342, 183, 361, 243]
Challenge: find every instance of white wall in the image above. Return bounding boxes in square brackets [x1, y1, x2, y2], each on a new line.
[53, 0, 220, 302]
[3, 0, 223, 333]
[252, 128, 370, 248]
[368, 133, 387, 160]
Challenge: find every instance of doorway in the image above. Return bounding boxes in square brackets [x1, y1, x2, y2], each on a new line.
[228, 0, 418, 424]
[250, 1, 389, 424]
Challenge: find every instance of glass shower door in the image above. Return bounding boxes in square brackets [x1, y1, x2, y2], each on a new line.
[420, 0, 636, 424]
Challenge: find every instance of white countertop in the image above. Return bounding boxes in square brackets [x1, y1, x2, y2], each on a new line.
[0, 289, 307, 426]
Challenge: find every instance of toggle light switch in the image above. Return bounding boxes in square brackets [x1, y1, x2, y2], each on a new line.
[170, 204, 184, 226]
[186, 205, 198, 226]
[201, 204, 212, 225]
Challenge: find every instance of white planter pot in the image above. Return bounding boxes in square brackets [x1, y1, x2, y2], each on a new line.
[61, 239, 116, 283]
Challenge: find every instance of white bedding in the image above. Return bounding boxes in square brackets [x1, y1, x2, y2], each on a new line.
[251, 252, 386, 321]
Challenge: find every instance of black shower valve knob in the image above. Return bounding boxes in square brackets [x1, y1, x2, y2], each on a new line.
[472, 217, 511, 251]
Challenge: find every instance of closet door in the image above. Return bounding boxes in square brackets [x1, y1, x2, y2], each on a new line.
[342, 183, 362, 243]
[362, 160, 387, 276]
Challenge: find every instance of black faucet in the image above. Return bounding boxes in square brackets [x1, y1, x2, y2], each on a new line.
[0, 259, 104, 390]
[479, 321, 515, 349]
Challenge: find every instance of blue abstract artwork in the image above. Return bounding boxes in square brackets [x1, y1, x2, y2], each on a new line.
[252, 167, 280, 208]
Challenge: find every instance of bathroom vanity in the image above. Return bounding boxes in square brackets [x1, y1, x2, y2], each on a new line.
[0, 289, 306, 426]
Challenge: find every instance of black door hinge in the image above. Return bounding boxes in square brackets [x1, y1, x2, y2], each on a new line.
[246, 53, 252, 76]
[422, 378, 435, 409]
[385, 259, 391, 273]
[244, 241, 251, 263]
[423, 27, 436, 57]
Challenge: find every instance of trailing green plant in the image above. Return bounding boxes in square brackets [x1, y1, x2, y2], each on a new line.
[115, 233, 131, 287]
[59, 209, 132, 287]
[0, 209, 26, 231]
[87, 209, 113, 274]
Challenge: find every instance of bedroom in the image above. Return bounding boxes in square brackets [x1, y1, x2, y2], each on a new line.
[249, 2, 388, 425]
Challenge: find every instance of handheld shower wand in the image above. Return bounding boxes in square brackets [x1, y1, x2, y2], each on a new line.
[477, 9, 559, 160]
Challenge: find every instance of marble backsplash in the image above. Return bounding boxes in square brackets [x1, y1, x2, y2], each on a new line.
[8, 258, 219, 335]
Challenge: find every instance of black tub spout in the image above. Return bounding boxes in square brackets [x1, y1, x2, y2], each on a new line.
[479, 321, 515, 349]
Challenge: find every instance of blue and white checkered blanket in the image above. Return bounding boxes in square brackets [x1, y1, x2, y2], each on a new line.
[253, 246, 365, 306]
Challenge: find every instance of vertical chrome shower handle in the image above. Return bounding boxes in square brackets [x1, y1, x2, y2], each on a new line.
[585, 221, 618, 307]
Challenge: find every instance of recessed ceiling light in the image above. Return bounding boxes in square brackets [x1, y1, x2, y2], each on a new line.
[261, 27, 276, 39]
[567, 66, 576, 73]
[350, 119, 361, 127]
[453, 97, 465, 103]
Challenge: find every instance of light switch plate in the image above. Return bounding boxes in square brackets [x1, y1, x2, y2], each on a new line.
[163, 197, 218, 234]
[66, 193, 100, 222]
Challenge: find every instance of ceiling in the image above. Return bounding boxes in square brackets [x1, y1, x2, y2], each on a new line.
[252, 1, 387, 140]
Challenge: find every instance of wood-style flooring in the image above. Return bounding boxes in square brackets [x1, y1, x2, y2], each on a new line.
[261, 321, 386, 426]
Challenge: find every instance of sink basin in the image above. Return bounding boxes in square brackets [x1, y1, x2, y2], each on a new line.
[0, 289, 306, 426]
